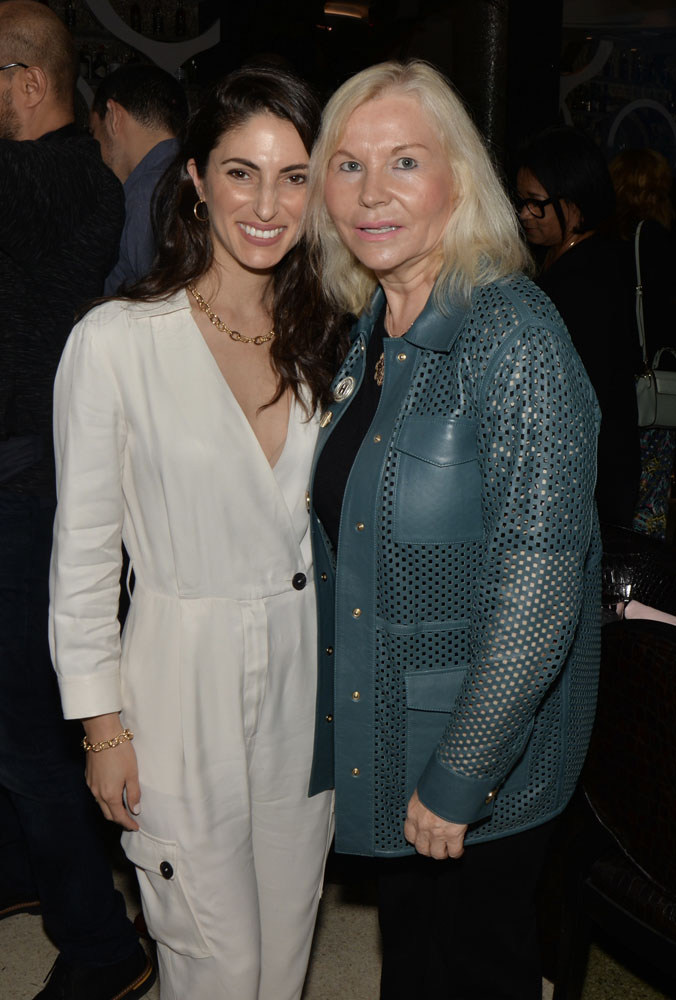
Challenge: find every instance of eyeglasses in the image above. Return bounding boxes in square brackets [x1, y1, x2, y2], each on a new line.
[513, 195, 557, 219]
[0, 62, 28, 72]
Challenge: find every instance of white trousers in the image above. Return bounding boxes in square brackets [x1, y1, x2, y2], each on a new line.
[120, 586, 333, 1000]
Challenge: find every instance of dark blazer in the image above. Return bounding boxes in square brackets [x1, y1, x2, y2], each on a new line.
[538, 234, 641, 527]
[0, 124, 124, 495]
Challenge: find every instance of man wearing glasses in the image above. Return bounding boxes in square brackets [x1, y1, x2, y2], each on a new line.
[0, 3, 154, 999]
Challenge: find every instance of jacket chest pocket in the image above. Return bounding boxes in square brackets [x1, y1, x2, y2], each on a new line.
[392, 417, 483, 544]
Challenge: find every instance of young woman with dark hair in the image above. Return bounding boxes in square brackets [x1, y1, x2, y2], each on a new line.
[515, 126, 641, 527]
[134, 66, 349, 413]
[49, 67, 349, 1000]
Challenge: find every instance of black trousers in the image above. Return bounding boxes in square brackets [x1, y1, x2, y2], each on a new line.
[0, 493, 138, 966]
[378, 819, 556, 1000]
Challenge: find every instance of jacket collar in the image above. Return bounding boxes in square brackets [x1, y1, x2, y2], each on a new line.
[351, 282, 473, 354]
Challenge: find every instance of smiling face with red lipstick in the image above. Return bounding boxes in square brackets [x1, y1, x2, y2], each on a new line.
[187, 112, 309, 277]
[323, 92, 456, 294]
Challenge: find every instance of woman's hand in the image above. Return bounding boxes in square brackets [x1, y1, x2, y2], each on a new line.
[82, 713, 141, 831]
[404, 790, 467, 860]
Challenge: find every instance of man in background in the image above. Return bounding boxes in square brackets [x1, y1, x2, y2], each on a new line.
[90, 63, 188, 294]
[0, 3, 153, 998]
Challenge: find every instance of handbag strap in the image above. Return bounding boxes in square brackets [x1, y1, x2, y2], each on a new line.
[634, 219, 648, 368]
[653, 347, 676, 368]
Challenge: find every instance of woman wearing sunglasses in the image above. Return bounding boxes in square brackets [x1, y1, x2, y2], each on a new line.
[515, 126, 641, 527]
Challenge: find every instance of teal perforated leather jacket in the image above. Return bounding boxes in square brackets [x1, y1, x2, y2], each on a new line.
[308, 274, 602, 857]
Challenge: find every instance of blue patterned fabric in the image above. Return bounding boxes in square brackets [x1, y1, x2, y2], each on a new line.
[633, 428, 676, 540]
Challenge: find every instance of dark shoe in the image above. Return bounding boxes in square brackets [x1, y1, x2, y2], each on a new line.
[34, 944, 155, 1000]
[0, 896, 41, 920]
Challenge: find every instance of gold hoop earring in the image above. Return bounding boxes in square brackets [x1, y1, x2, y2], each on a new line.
[193, 199, 209, 222]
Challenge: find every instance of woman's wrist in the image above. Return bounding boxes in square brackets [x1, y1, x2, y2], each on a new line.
[81, 711, 124, 742]
[82, 729, 134, 753]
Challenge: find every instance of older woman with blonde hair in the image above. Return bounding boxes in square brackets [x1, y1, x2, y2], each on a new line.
[305, 60, 601, 1000]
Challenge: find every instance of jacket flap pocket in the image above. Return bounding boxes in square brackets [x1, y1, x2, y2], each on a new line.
[121, 829, 211, 958]
[396, 418, 476, 468]
[123, 829, 177, 878]
[405, 667, 465, 712]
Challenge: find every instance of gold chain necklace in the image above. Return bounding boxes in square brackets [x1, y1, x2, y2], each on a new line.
[188, 284, 275, 346]
[546, 231, 594, 270]
[560, 234, 583, 255]
[374, 304, 418, 386]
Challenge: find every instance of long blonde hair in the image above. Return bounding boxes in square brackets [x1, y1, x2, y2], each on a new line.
[306, 60, 531, 315]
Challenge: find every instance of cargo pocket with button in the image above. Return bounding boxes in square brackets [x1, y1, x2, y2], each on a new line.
[122, 828, 211, 958]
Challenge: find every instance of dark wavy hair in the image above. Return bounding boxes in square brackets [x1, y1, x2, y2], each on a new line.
[92, 63, 189, 135]
[126, 66, 351, 413]
[609, 148, 674, 239]
[516, 126, 616, 239]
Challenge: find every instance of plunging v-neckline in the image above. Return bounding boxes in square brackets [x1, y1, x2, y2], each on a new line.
[187, 299, 290, 470]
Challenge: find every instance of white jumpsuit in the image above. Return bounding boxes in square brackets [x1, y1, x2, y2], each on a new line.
[49, 292, 333, 1000]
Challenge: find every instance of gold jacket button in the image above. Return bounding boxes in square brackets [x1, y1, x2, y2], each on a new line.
[351, 767, 360, 776]
[485, 788, 498, 804]
[305, 490, 310, 512]
[356, 522, 365, 532]
[320, 573, 328, 582]
[352, 691, 360, 701]
[373, 434, 382, 443]
[325, 714, 333, 723]
[325, 646, 333, 655]
[397, 352, 407, 362]
[319, 410, 333, 428]
[352, 608, 362, 618]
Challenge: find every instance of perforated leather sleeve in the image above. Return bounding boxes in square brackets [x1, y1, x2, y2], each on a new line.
[422, 322, 599, 823]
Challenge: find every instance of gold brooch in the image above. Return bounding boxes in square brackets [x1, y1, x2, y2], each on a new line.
[374, 352, 385, 387]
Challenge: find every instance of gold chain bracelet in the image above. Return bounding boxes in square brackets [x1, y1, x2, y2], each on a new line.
[82, 729, 134, 753]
